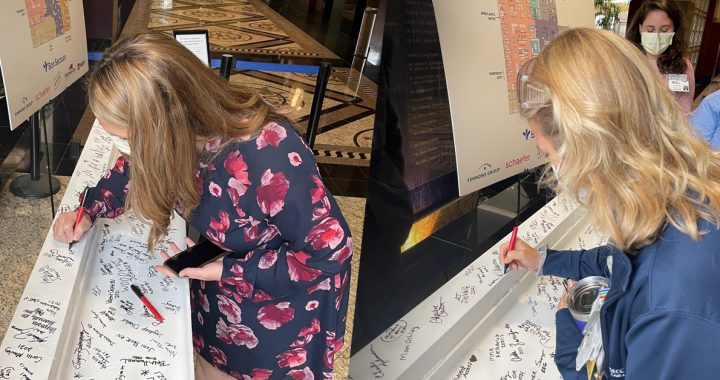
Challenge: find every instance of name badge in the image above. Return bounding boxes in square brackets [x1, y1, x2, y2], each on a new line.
[668, 74, 690, 93]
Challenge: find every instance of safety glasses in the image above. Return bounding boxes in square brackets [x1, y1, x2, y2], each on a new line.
[516, 58, 551, 110]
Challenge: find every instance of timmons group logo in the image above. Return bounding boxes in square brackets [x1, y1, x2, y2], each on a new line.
[466, 162, 501, 183]
[64, 63, 76, 79]
[42, 55, 67, 72]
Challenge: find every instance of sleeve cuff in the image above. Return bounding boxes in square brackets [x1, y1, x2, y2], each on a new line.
[536, 243, 548, 276]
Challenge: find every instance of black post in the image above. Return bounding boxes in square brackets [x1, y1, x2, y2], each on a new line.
[305, 62, 332, 148]
[220, 54, 234, 81]
[10, 107, 61, 199]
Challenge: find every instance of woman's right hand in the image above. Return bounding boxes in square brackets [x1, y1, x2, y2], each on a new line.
[53, 210, 92, 244]
[499, 238, 541, 271]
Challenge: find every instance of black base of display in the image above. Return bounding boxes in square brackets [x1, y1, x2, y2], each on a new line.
[10, 174, 60, 199]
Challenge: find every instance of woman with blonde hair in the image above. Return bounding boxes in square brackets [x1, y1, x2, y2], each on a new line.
[501, 28, 720, 379]
[53, 32, 352, 379]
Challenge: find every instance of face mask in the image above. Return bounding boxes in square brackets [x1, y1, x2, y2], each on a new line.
[110, 135, 131, 155]
[640, 32, 674, 56]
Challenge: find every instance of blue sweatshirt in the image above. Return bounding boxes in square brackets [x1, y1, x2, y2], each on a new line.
[544, 218, 720, 379]
[691, 90, 720, 148]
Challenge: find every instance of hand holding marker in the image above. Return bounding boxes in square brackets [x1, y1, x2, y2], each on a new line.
[69, 186, 90, 250]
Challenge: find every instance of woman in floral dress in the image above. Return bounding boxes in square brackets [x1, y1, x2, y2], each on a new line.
[52, 32, 352, 379]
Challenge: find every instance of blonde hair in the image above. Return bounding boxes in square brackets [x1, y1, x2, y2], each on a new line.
[88, 32, 289, 250]
[520, 28, 720, 252]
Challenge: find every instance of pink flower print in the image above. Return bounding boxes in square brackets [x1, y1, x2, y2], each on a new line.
[193, 333, 205, 349]
[287, 367, 314, 380]
[204, 137, 222, 151]
[258, 302, 295, 330]
[229, 262, 244, 277]
[197, 312, 204, 325]
[221, 277, 254, 302]
[305, 217, 345, 250]
[310, 175, 325, 204]
[329, 237, 352, 265]
[199, 291, 210, 313]
[87, 200, 107, 219]
[288, 152, 303, 166]
[287, 250, 322, 282]
[209, 181, 222, 198]
[311, 196, 331, 221]
[257, 224, 280, 246]
[324, 331, 344, 369]
[256, 122, 287, 149]
[299, 318, 321, 338]
[228, 177, 249, 206]
[259, 250, 278, 269]
[276, 347, 307, 368]
[307, 278, 331, 295]
[256, 170, 289, 217]
[253, 290, 273, 303]
[209, 345, 228, 367]
[113, 156, 127, 174]
[242, 369, 273, 380]
[207, 211, 230, 246]
[224, 151, 251, 203]
[217, 294, 242, 324]
[290, 334, 314, 348]
[216, 319, 259, 349]
[305, 300, 319, 311]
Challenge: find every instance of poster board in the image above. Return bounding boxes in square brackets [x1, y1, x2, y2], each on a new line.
[0, 0, 88, 130]
[432, 0, 594, 196]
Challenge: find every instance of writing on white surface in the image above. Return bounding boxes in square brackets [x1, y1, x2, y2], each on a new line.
[430, 297, 449, 324]
[369, 344, 389, 378]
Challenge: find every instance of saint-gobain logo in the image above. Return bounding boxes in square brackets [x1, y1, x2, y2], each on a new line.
[42, 55, 67, 72]
[522, 129, 535, 140]
[467, 163, 501, 183]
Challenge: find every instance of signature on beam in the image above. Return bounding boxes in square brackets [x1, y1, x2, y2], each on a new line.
[429, 297, 448, 324]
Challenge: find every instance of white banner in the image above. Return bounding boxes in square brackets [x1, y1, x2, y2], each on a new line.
[432, 0, 594, 195]
[0, 0, 88, 130]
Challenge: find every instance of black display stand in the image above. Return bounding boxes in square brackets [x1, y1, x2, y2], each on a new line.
[10, 106, 60, 200]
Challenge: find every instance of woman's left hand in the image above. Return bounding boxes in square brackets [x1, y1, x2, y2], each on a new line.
[154, 237, 223, 282]
[557, 279, 577, 310]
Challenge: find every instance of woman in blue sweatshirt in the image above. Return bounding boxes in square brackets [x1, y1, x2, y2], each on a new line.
[502, 28, 720, 379]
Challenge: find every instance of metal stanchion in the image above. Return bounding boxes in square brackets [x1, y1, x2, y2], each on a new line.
[10, 105, 60, 199]
[348, 7, 378, 96]
[220, 54, 234, 81]
[305, 62, 332, 148]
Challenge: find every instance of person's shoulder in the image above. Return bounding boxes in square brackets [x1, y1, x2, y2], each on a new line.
[642, 224, 720, 319]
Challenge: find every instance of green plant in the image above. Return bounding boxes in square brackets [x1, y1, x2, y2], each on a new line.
[595, 0, 621, 30]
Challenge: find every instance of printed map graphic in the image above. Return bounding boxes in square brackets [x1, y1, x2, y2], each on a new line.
[499, 0, 565, 113]
[25, 0, 72, 47]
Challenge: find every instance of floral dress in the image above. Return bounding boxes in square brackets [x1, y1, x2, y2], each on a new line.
[84, 121, 353, 379]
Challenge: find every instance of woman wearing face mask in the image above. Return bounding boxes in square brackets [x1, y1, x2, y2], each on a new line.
[501, 28, 720, 379]
[52, 32, 352, 379]
[626, 0, 694, 116]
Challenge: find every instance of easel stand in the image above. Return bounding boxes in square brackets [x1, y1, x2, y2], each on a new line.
[10, 104, 60, 200]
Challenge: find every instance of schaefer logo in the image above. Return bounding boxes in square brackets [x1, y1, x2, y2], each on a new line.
[506, 154, 530, 168]
[466, 163, 501, 183]
[42, 55, 67, 72]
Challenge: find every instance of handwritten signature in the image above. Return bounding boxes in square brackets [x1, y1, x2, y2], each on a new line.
[12, 326, 47, 343]
[429, 297, 448, 324]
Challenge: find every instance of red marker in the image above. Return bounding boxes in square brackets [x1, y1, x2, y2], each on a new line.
[131, 284, 164, 323]
[69, 186, 90, 250]
[504, 226, 519, 274]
